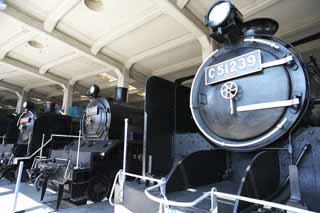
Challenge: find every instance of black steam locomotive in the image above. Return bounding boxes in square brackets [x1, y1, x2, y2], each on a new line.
[32, 85, 143, 210]
[113, 1, 320, 212]
[0, 101, 36, 180]
[0, 102, 79, 181]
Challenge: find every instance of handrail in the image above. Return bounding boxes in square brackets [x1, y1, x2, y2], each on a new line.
[110, 170, 316, 213]
[13, 134, 81, 164]
[144, 177, 315, 213]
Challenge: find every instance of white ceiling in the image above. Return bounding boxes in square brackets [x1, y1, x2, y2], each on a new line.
[0, 0, 319, 109]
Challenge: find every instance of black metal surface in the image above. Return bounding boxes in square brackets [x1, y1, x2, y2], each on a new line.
[17, 111, 35, 146]
[234, 151, 280, 212]
[0, 114, 11, 136]
[30, 113, 79, 155]
[174, 84, 197, 133]
[191, 38, 308, 151]
[114, 87, 128, 103]
[290, 32, 320, 47]
[82, 97, 143, 141]
[166, 150, 226, 193]
[241, 18, 279, 36]
[87, 175, 111, 202]
[3, 115, 19, 144]
[144, 76, 175, 176]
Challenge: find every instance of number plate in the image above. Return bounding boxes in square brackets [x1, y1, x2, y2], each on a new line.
[205, 50, 262, 85]
[20, 117, 29, 124]
[86, 106, 98, 116]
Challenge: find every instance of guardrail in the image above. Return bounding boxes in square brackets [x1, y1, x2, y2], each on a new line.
[13, 134, 82, 165]
[109, 119, 316, 213]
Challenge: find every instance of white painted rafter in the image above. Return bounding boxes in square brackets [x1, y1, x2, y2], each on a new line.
[1, 56, 68, 88]
[176, 0, 190, 9]
[152, 56, 202, 76]
[43, 0, 81, 32]
[69, 68, 110, 85]
[0, 80, 22, 98]
[91, 8, 162, 55]
[244, 0, 281, 18]
[153, 0, 213, 59]
[154, 0, 209, 37]
[0, 29, 37, 59]
[39, 52, 79, 74]
[48, 90, 63, 98]
[24, 82, 54, 92]
[126, 34, 195, 69]
[0, 80, 50, 103]
[2, 6, 124, 81]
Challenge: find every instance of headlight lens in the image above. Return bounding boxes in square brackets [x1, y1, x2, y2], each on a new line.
[89, 86, 95, 95]
[207, 1, 231, 27]
[22, 101, 28, 108]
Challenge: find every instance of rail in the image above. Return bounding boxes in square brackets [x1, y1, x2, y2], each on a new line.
[108, 120, 316, 213]
[110, 170, 315, 213]
[13, 134, 82, 164]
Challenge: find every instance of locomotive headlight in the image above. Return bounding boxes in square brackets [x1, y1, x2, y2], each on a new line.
[206, 0, 231, 28]
[22, 101, 28, 109]
[89, 86, 95, 94]
[89, 84, 100, 98]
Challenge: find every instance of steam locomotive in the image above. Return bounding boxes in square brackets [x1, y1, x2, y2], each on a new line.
[113, 1, 320, 212]
[0, 101, 36, 180]
[32, 85, 143, 210]
[0, 102, 79, 181]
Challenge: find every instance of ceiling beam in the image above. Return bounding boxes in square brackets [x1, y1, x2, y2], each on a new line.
[126, 34, 194, 69]
[154, 0, 209, 37]
[24, 81, 55, 91]
[176, 0, 190, 9]
[39, 52, 79, 74]
[69, 68, 111, 85]
[1, 56, 68, 88]
[0, 80, 50, 102]
[244, 0, 281, 18]
[91, 7, 162, 55]
[43, 0, 81, 32]
[2, 5, 124, 81]
[152, 0, 213, 59]
[0, 80, 22, 98]
[152, 56, 201, 76]
[0, 29, 36, 59]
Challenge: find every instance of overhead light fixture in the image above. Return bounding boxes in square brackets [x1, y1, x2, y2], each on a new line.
[128, 85, 137, 91]
[98, 73, 117, 82]
[137, 92, 145, 97]
[80, 95, 89, 101]
[84, 0, 104, 11]
[30, 97, 42, 102]
[206, 1, 231, 28]
[28, 40, 44, 49]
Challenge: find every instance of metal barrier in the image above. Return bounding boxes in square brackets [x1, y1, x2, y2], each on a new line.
[13, 134, 82, 165]
[11, 161, 24, 213]
[108, 119, 316, 213]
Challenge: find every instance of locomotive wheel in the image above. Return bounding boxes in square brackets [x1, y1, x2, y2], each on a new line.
[87, 175, 111, 202]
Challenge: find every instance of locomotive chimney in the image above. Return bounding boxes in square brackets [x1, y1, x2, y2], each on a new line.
[114, 87, 128, 103]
